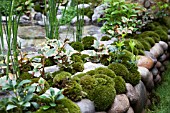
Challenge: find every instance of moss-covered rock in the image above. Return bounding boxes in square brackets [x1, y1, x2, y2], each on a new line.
[144, 37, 155, 46]
[63, 81, 84, 101]
[81, 36, 96, 50]
[72, 62, 84, 72]
[153, 25, 168, 33]
[80, 74, 116, 111]
[108, 63, 130, 82]
[154, 30, 168, 42]
[70, 42, 84, 52]
[114, 76, 126, 94]
[139, 31, 160, 43]
[53, 71, 72, 88]
[94, 67, 116, 78]
[100, 36, 111, 41]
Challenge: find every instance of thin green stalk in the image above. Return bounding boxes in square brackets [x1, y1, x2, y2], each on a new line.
[0, 14, 4, 54]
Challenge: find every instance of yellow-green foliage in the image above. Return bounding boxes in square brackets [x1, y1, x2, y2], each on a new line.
[72, 62, 84, 72]
[35, 98, 81, 113]
[101, 36, 111, 41]
[81, 54, 89, 62]
[82, 36, 96, 50]
[94, 67, 116, 78]
[161, 16, 170, 28]
[86, 70, 96, 75]
[114, 76, 126, 94]
[139, 31, 160, 42]
[124, 39, 145, 50]
[80, 74, 116, 111]
[144, 37, 155, 46]
[63, 81, 84, 101]
[138, 39, 152, 51]
[73, 73, 87, 79]
[128, 69, 141, 86]
[20, 72, 32, 80]
[108, 63, 130, 83]
[154, 30, 168, 42]
[71, 54, 84, 63]
[70, 42, 84, 52]
[153, 25, 168, 33]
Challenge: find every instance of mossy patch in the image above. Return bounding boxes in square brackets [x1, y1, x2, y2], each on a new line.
[139, 31, 160, 43]
[154, 30, 168, 42]
[114, 76, 126, 94]
[70, 42, 84, 52]
[101, 36, 111, 41]
[94, 67, 116, 78]
[81, 36, 96, 50]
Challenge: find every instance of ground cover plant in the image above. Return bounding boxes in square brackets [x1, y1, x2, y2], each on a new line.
[0, 0, 170, 112]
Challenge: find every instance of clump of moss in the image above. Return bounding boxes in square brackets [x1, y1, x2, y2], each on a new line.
[71, 54, 83, 63]
[100, 36, 111, 41]
[81, 36, 96, 50]
[73, 73, 87, 79]
[72, 62, 84, 72]
[53, 71, 72, 88]
[154, 30, 168, 42]
[80, 54, 89, 62]
[139, 31, 160, 43]
[86, 69, 96, 75]
[161, 16, 170, 29]
[94, 67, 116, 78]
[153, 25, 168, 33]
[138, 39, 152, 51]
[100, 55, 110, 66]
[128, 69, 141, 86]
[124, 39, 145, 50]
[144, 37, 155, 46]
[35, 98, 81, 113]
[80, 74, 116, 111]
[108, 63, 130, 82]
[20, 72, 32, 80]
[63, 81, 84, 101]
[44, 57, 54, 67]
[70, 42, 84, 52]
[114, 76, 126, 94]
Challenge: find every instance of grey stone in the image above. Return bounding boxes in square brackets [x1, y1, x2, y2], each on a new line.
[126, 107, 134, 113]
[126, 83, 139, 105]
[76, 99, 95, 113]
[159, 66, 165, 72]
[44, 65, 60, 73]
[71, 16, 91, 25]
[154, 74, 161, 84]
[159, 41, 168, 51]
[151, 67, 159, 77]
[134, 81, 147, 113]
[34, 12, 43, 21]
[145, 73, 154, 91]
[159, 54, 167, 62]
[108, 94, 130, 113]
[150, 43, 164, 58]
[155, 61, 162, 69]
[78, 4, 90, 9]
[138, 66, 151, 84]
[168, 35, 170, 40]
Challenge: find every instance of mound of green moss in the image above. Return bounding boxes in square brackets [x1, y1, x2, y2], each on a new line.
[108, 63, 130, 82]
[20, 72, 32, 80]
[154, 30, 168, 42]
[71, 42, 84, 52]
[101, 36, 111, 41]
[71, 54, 84, 63]
[114, 76, 126, 94]
[161, 16, 170, 29]
[139, 31, 160, 43]
[80, 75, 116, 111]
[128, 68, 141, 86]
[138, 39, 152, 51]
[72, 62, 84, 72]
[81, 36, 96, 50]
[144, 37, 155, 46]
[94, 67, 116, 78]
[100, 55, 110, 66]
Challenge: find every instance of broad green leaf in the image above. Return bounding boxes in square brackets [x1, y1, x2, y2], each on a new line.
[6, 104, 17, 111]
[49, 103, 56, 107]
[23, 102, 31, 107]
[31, 102, 39, 109]
[17, 80, 31, 88]
[42, 105, 50, 110]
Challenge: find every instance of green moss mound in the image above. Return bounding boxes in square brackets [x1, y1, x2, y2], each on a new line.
[100, 55, 110, 66]
[154, 30, 168, 42]
[124, 39, 145, 50]
[86, 69, 96, 75]
[80, 54, 89, 62]
[153, 25, 168, 33]
[35, 98, 81, 113]
[94, 67, 116, 78]
[73, 73, 87, 79]
[114, 76, 126, 94]
[101, 36, 111, 41]
[144, 37, 155, 46]
[71, 54, 83, 63]
[138, 39, 152, 51]
[161, 16, 170, 29]
[108, 63, 130, 82]
[72, 62, 84, 72]
[63, 81, 83, 101]
[80, 75, 116, 111]
[70, 42, 84, 52]
[80, 7, 94, 19]
[20, 72, 32, 80]
[82, 36, 96, 50]
[128, 69, 141, 86]
[139, 31, 160, 43]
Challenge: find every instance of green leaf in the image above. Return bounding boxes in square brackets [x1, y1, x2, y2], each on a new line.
[17, 80, 31, 88]
[50, 88, 55, 96]
[6, 104, 17, 111]
[23, 92, 33, 102]
[42, 105, 50, 110]
[23, 102, 31, 107]
[38, 77, 45, 84]
[31, 102, 39, 109]
[49, 103, 56, 107]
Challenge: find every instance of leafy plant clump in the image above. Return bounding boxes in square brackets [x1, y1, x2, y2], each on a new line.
[80, 75, 116, 111]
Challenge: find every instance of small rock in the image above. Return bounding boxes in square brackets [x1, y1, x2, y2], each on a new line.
[76, 99, 95, 113]
[78, 4, 90, 9]
[144, 51, 157, 64]
[126, 83, 139, 105]
[134, 81, 147, 113]
[137, 67, 150, 84]
[108, 94, 130, 113]
[71, 16, 91, 25]
[151, 67, 159, 77]
[155, 61, 162, 69]
[159, 54, 167, 62]
[150, 43, 164, 58]
[159, 41, 168, 51]
[163, 60, 169, 67]
[159, 66, 165, 72]
[137, 56, 154, 69]
[154, 74, 161, 84]
[168, 35, 170, 40]
[145, 73, 154, 91]
[34, 12, 43, 21]
[126, 107, 134, 113]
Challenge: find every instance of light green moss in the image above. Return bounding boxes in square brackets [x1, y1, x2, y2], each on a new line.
[139, 31, 160, 43]
[114, 76, 126, 94]
[94, 67, 116, 78]
[81, 36, 96, 50]
[101, 36, 111, 41]
[72, 62, 84, 72]
[154, 30, 168, 42]
[144, 37, 155, 46]
[71, 42, 84, 52]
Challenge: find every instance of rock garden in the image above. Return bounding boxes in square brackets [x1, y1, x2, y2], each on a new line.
[0, 0, 170, 113]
